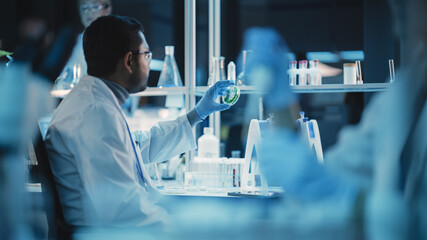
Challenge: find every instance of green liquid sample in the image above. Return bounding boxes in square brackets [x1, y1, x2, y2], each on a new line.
[222, 85, 240, 105]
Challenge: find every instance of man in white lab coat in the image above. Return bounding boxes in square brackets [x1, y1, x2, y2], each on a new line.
[45, 15, 231, 227]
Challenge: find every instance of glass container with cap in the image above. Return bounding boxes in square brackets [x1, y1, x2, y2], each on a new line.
[236, 50, 253, 86]
[309, 60, 321, 85]
[158, 46, 183, 87]
[222, 61, 240, 105]
[298, 60, 308, 85]
[288, 60, 297, 86]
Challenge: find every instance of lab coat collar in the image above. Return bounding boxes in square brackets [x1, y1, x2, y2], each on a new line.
[99, 78, 129, 106]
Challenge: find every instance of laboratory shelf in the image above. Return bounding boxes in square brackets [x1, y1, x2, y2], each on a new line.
[195, 85, 265, 96]
[290, 82, 390, 93]
[51, 87, 186, 98]
[131, 87, 186, 97]
[194, 83, 390, 96]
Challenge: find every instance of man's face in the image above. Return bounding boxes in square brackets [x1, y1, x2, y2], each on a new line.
[79, 0, 111, 28]
[128, 32, 151, 93]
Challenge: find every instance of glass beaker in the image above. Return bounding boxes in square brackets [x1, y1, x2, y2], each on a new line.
[236, 50, 253, 86]
[158, 46, 183, 87]
[207, 56, 226, 87]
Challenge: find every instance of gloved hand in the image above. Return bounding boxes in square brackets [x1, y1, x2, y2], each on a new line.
[194, 80, 232, 120]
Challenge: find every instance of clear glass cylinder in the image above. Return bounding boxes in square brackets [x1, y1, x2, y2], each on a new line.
[236, 50, 252, 86]
[298, 60, 308, 85]
[309, 59, 321, 85]
[158, 46, 183, 87]
[288, 61, 297, 86]
[207, 56, 226, 87]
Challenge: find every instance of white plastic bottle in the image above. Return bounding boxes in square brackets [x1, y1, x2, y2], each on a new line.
[198, 127, 219, 158]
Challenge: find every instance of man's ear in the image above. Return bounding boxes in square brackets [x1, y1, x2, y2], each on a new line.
[123, 51, 133, 74]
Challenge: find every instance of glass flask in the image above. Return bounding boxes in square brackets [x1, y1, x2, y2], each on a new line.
[207, 56, 226, 86]
[157, 46, 183, 87]
[236, 50, 253, 86]
[222, 61, 240, 105]
[53, 63, 81, 90]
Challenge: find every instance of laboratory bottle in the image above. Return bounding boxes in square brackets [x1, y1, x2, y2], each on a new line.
[198, 127, 219, 158]
[298, 60, 308, 85]
[236, 50, 253, 86]
[158, 46, 183, 87]
[222, 61, 240, 105]
[309, 60, 322, 85]
[288, 61, 297, 86]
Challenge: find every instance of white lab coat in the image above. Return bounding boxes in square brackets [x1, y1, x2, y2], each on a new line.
[45, 75, 196, 227]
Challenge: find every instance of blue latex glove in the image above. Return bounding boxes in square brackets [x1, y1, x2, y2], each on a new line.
[194, 80, 233, 120]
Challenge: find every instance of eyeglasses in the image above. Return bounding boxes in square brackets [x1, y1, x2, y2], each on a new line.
[131, 51, 152, 62]
[80, 3, 109, 13]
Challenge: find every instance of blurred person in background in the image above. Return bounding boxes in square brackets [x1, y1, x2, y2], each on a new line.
[59, 0, 112, 77]
[241, 0, 426, 239]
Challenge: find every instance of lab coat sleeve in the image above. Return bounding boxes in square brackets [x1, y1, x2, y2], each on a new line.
[138, 115, 197, 164]
[68, 104, 167, 226]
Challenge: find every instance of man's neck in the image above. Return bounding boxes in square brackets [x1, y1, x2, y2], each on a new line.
[97, 76, 129, 106]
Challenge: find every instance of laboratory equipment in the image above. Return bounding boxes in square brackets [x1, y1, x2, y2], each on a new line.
[309, 59, 322, 85]
[288, 60, 297, 86]
[296, 112, 324, 163]
[53, 63, 81, 90]
[236, 50, 253, 86]
[343, 63, 357, 84]
[198, 127, 219, 158]
[157, 46, 183, 87]
[207, 56, 226, 86]
[241, 119, 271, 195]
[222, 61, 240, 105]
[356, 60, 363, 84]
[389, 59, 395, 83]
[6, 55, 13, 67]
[298, 60, 308, 85]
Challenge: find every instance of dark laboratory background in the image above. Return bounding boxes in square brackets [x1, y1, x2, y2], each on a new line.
[0, 0, 398, 156]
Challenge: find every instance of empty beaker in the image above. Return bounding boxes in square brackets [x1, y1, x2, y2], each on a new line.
[208, 56, 226, 87]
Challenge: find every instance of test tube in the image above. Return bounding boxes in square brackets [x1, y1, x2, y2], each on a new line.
[298, 60, 308, 85]
[355, 60, 363, 84]
[389, 59, 395, 83]
[289, 61, 297, 86]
